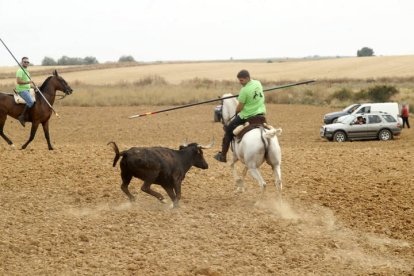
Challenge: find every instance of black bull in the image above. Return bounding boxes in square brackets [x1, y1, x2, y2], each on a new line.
[108, 141, 212, 208]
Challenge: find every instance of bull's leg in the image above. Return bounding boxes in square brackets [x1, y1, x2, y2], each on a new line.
[141, 180, 165, 203]
[172, 181, 182, 208]
[41, 120, 54, 150]
[163, 185, 178, 208]
[21, 122, 39, 149]
[120, 171, 135, 201]
[0, 125, 14, 147]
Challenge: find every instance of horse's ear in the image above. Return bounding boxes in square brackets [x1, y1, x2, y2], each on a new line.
[53, 70, 59, 77]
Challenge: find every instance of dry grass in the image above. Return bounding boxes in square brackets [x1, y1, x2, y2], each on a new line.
[1, 56, 414, 108]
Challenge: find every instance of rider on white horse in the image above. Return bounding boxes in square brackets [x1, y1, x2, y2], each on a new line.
[214, 69, 266, 163]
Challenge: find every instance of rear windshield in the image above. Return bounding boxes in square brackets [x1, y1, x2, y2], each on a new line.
[382, 114, 397, 123]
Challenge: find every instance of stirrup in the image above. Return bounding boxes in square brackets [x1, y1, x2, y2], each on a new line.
[214, 152, 227, 163]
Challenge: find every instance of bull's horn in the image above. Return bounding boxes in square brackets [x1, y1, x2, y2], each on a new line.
[198, 137, 215, 149]
[181, 138, 188, 147]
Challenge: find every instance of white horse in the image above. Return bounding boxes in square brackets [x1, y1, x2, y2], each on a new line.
[221, 93, 283, 194]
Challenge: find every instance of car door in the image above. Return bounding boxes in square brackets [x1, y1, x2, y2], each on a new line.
[347, 116, 368, 139]
[365, 115, 382, 139]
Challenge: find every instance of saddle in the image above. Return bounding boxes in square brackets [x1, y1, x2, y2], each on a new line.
[233, 115, 272, 140]
[13, 89, 36, 105]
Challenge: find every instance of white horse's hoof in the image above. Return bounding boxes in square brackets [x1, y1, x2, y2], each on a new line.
[236, 187, 245, 193]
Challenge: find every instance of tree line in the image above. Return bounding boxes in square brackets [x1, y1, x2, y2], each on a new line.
[41, 55, 136, 66]
[41, 47, 374, 66]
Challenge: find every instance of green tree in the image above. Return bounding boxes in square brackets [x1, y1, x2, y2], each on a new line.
[366, 85, 398, 102]
[118, 55, 136, 62]
[41, 56, 57, 66]
[357, 47, 374, 57]
[330, 88, 353, 102]
[57, 56, 99, 65]
[84, 56, 99, 64]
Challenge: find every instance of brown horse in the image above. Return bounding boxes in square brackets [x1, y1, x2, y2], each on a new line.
[0, 70, 73, 150]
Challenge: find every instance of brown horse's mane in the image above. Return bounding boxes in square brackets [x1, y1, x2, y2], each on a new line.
[39, 76, 53, 91]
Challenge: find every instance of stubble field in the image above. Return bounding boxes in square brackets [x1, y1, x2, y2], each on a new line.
[1, 104, 413, 275]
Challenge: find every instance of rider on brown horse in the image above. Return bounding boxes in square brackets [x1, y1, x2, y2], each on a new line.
[15, 57, 35, 127]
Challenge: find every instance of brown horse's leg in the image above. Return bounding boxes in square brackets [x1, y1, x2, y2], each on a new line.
[42, 120, 53, 150]
[21, 122, 40, 150]
[0, 127, 14, 146]
[0, 116, 14, 146]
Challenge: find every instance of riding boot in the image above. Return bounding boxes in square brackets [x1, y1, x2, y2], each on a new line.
[18, 105, 29, 127]
[214, 135, 231, 162]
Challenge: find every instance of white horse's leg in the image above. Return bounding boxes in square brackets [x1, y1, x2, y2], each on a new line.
[273, 164, 282, 192]
[271, 164, 283, 205]
[248, 168, 267, 193]
[231, 161, 246, 193]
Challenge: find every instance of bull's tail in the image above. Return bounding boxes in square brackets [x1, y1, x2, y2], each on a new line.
[107, 141, 122, 167]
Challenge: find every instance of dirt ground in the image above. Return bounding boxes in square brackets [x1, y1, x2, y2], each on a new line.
[1, 104, 413, 275]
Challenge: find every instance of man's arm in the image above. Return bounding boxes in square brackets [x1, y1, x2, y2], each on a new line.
[236, 102, 244, 114]
[16, 76, 32, 85]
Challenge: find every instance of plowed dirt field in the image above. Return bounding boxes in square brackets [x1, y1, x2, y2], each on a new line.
[1, 105, 413, 275]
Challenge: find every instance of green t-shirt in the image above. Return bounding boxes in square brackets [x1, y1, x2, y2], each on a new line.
[16, 68, 30, 92]
[237, 79, 266, 119]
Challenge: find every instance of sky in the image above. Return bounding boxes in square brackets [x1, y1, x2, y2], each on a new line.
[1, 0, 413, 66]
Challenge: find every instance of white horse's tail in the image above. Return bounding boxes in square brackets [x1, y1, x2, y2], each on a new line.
[264, 125, 282, 139]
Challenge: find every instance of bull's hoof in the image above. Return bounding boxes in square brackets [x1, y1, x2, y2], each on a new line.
[160, 198, 168, 204]
[10, 144, 16, 149]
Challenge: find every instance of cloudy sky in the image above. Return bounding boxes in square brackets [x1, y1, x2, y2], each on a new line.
[1, 0, 413, 66]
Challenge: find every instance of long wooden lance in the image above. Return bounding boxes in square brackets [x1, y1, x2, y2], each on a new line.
[128, 80, 315, 119]
[0, 38, 59, 117]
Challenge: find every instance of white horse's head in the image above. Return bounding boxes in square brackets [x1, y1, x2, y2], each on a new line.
[221, 93, 238, 125]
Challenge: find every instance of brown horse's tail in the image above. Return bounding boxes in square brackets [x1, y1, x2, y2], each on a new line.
[107, 141, 122, 167]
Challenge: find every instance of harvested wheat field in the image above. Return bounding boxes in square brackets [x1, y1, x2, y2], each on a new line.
[0, 104, 413, 275]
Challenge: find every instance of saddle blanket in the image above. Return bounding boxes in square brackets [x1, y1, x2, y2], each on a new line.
[14, 89, 36, 104]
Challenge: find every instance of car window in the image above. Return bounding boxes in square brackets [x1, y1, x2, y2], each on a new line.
[382, 114, 397, 122]
[367, 115, 381, 124]
[345, 104, 360, 113]
[357, 106, 371, 114]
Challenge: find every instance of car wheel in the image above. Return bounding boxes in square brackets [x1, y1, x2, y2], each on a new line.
[378, 129, 392, 141]
[333, 131, 347, 142]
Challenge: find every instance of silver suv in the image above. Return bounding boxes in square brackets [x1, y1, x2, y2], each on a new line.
[320, 112, 402, 142]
